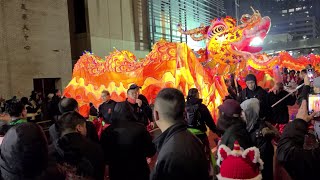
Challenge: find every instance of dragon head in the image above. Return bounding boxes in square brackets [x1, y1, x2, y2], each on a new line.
[229, 8, 271, 53]
[178, 7, 271, 67]
[206, 7, 271, 65]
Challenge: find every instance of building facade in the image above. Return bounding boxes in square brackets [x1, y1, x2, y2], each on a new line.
[148, 0, 225, 50]
[0, 0, 72, 99]
[0, 0, 226, 99]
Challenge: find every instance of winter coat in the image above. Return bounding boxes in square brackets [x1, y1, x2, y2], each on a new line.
[220, 121, 253, 150]
[277, 119, 320, 180]
[238, 86, 269, 119]
[185, 97, 218, 133]
[111, 100, 150, 126]
[100, 120, 156, 180]
[268, 90, 296, 124]
[49, 132, 105, 180]
[98, 100, 116, 124]
[241, 98, 275, 180]
[0, 123, 64, 180]
[150, 122, 209, 180]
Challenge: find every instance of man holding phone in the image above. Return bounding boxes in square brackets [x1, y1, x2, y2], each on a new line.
[277, 99, 320, 179]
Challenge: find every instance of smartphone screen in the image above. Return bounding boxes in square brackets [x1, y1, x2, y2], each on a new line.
[307, 68, 314, 82]
[308, 94, 320, 117]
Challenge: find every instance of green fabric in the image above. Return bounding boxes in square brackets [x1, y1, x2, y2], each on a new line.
[88, 115, 97, 122]
[9, 119, 27, 126]
[188, 128, 216, 168]
[187, 128, 205, 135]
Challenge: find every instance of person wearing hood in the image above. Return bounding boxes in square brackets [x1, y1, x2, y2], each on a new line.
[0, 123, 65, 180]
[241, 98, 278, 180]
[238, 74, 269, 119]
[49, 111, 105, 180]
[217, 99, 253, 150]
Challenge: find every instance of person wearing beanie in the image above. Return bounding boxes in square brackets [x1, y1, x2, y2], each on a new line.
[238, 74, 269, 119]
[217, 99, 253, 149]
[217, 141, 264, 180]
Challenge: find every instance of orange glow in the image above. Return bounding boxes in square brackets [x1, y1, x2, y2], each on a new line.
[64, 10, 320, 119]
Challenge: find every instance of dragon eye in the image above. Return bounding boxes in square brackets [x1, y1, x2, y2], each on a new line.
[212, 25, 226, 34]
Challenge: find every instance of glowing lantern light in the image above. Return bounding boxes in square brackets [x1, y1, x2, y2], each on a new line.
[249, 37, 263, 46]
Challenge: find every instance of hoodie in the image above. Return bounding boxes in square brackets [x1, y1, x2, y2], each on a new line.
[240, 98, 275, 180]
[240, 98, 260, 132]
[0, 123, 63, 180]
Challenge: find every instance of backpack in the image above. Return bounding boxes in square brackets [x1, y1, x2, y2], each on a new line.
[185, 103, 201, 128]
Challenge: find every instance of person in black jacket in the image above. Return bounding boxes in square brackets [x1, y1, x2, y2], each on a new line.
[277, 99, 320, 180]
[0, 123, 65, 180]
[268, 82, 296, 129]
[49, 89, 62, 122]
[48, 98, 99, 143]
[185, 88, 219, 170]
[49, 111, 105, 180]
[111, 84, 151, 126]
[100, 109, 156, 180]
[217, 99, 253, 150]
[238, 74, 269, 119]
[151, 88, 209, 180]
[241, 98, 278, 180]
[98, 90, 116, 124]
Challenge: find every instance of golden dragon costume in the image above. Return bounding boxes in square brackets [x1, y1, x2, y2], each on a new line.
[64, 8, 320, 119]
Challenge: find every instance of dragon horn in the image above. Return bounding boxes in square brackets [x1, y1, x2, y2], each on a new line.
[190, 34, 206, 41]
[250, 6, 256, 13]
[177, 23, 206, 35]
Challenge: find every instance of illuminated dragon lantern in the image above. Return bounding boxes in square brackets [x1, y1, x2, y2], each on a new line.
[178, 8, 320, 83]
[64, 8, 320, 119]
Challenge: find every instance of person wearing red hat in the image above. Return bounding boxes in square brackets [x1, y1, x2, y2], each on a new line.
[217, 141, 264, 180]
[217, 99, 253, 149]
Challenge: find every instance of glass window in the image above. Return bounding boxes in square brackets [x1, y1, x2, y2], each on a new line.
[289, 8, 294, 12]
[282, 10, 287, 13]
